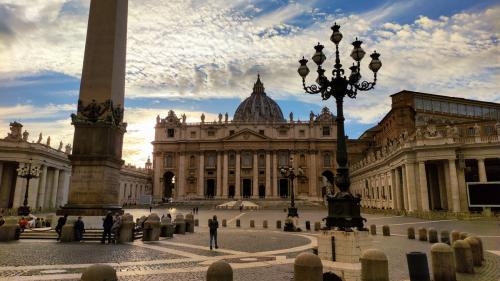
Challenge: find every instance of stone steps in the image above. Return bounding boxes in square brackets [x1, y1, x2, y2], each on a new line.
[19, 229, 143, 241]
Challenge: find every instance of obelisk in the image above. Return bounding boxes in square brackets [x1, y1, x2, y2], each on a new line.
[59, 0, 128, 215]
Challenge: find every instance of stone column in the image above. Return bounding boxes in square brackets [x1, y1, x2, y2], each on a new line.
[448, 159, 460, 212]
[272, 151, 278, 197]
[405, 163, 418, 211]
[252, 152, 258, 198]
[477, 158, 487, 182]
[265, 151, 271, 198]
[62, 0, 128, 216]
[235, 152, 241, 198]
[391, 169, 400, 209]
[36, 165, 48, 208]
[50, 169, 60, 208]
[222, 152, 229, 197]
[309, 151, 317, 197]
[178, 153, 185, 197]
[401, 165, 409, 210]
[198, 152, 204, 197]
[13, 175, 25, 208]
[216, 152, 222, 198]
[153, 154, 162, 202]
[418, 161, 430, 211]
[393, 168, 401, 210]
[28, 166, 40, 208]
[56, 170, 66, 207]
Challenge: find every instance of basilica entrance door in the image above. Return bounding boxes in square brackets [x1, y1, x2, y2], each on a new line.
[163, 172, 175, 200]
[242, 179, 252, 198]
[228, 185, 235, 198]
[206, 179, 215, 198]
[279, 179, 289, 198]
[259, 185, 266, 198]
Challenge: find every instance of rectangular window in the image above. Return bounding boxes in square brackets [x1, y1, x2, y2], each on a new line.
[229, 153, 235, 167]
[206, 154, 216, 168]
[208, 130, 215, 137]
[279, 151, 289, 167]
[167, 128, 175, 138]
[415, 97, 423, 110]
[432, 100, 440, 112]
[258, 154, 265, 167]
[440, 101, 449, 113]
[424, 99, 432, 111]
[229, 171, 235, 175]
[259, 130, 265, 135]
[242, 152, 252, 168]
[190, 131, 196, 138]
[458, 104, 466, 115]
[450, 103, 458, 115]
[322, 126, 330, 136]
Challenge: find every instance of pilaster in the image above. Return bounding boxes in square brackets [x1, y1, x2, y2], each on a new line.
[418, 161, 429, 211]
[198, 152, 204, 196]
[235, 152, 241, 198]
[252, 152, 259, 198]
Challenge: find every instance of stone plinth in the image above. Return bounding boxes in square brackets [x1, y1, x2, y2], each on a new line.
[318, 230, 370, 263]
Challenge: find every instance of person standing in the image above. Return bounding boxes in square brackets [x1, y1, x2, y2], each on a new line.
[74, 216, 85, 242]
[101, 212, 113, 244]
[111, 214, 122, 244]
[208, 215, 219, 250]
[55, 214, 67, 241]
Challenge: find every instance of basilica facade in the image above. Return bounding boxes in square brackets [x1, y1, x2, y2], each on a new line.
[152, 76, 500, 213]
[151, 76, 365, 203]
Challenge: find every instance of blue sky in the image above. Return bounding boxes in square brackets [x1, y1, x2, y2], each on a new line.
[0, 0, 499, 165]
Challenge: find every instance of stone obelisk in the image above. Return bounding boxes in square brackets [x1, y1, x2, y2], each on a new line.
[59, 0, 128, 215]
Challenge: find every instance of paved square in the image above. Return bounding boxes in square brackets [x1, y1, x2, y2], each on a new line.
[0, 208, 499, 281]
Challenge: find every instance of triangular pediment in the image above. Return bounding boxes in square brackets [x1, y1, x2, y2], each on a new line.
[222, 129, 270, 142]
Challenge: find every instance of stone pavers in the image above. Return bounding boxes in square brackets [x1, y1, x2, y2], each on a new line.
[1, 209, 498, 281]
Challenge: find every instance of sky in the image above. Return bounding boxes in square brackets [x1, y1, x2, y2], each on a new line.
[0, 0, 499, 167]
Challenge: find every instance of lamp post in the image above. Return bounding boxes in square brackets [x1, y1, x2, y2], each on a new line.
[16, 159, 41, 216]
[297, 23, 382, 230]
[280, 156, 305, 231]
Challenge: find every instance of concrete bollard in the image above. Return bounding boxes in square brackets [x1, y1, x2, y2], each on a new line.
[263, 220, 268, 228]
[236, 219, 240, 227]
[276, 220, 281, 229]
[428, 228, 438, 243]
[185, 214, 194, 233]
[470, 235, 484, 261]
[430, 243, 456, 281]
[382, 225, 390, 236]
[407, 227, 415, 239]
[60, 220, 76, 243]
[360, 249, 389, 281]
[440, 230, 450, 245]
[459, 232, 468, 240]
[250, 220, 255, 228]
[450, 230, 460, 243]
[418, 227, 428, 242]
[294, 252, 323, 281]
[314, 222, 321, 231]
[80, 264, 117, 281]
[452, 240, 474, 273]
[174, 214, 186, 235]
[370, 224, 377, 235]
[0, 218, 20, 242]
[206, 260, 233, 281]
[119, 214, 135, 242]
[222, 219, 227, 227]
[312, 246, 318, 255]
[194, 219, 199, 227]
[305, 221, 311, 231]
[143, 213, 161, 241]
[464, 237, 482, 266]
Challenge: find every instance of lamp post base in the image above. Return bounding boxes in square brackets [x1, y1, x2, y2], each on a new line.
[324, 192, 367, 231]
[17, 206, 31, 216]
[284, 207, 300, 232]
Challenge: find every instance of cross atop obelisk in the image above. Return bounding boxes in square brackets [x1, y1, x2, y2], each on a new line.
[59, 0, 128, 215]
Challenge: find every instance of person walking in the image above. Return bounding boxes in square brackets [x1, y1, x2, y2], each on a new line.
[111, 214, 122, 244]
[101, 212, 113, 244]
[208, 215, 219, 250]
[74, 216, 85, 242]
[55, 214, 67, 241]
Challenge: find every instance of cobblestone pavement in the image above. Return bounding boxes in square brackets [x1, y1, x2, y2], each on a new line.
[0, 209, 498, 281]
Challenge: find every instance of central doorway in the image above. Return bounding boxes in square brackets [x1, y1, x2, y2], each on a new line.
[279, 179, 289, 198]
[242, 179, 252, 198]
[163, 171, 175, 200]
[259, 184, 266, 198]
[228, 185, 235, 198]
[206, 179, 215, 198]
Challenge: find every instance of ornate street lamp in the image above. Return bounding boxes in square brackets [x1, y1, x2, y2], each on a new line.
[16, 159, 42, 216]
[297, 23, 382, 230]
[280, 156, 305, 231]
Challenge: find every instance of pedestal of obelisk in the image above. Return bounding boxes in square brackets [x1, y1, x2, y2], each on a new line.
[58, 0, 128, 216]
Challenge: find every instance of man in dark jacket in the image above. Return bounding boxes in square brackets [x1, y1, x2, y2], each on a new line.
[101, 212, 113, 244]
[208, 215, 219, 250]
[55, 214, 67, 241]
[74, 216, 85, 242]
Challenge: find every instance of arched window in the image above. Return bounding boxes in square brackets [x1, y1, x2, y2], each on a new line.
[189, 155, 195, 168]
[206, 153, 216, 168]
[323, 153, 331, 167]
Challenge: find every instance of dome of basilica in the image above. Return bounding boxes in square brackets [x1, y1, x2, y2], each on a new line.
[233, 75, 285, 123]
